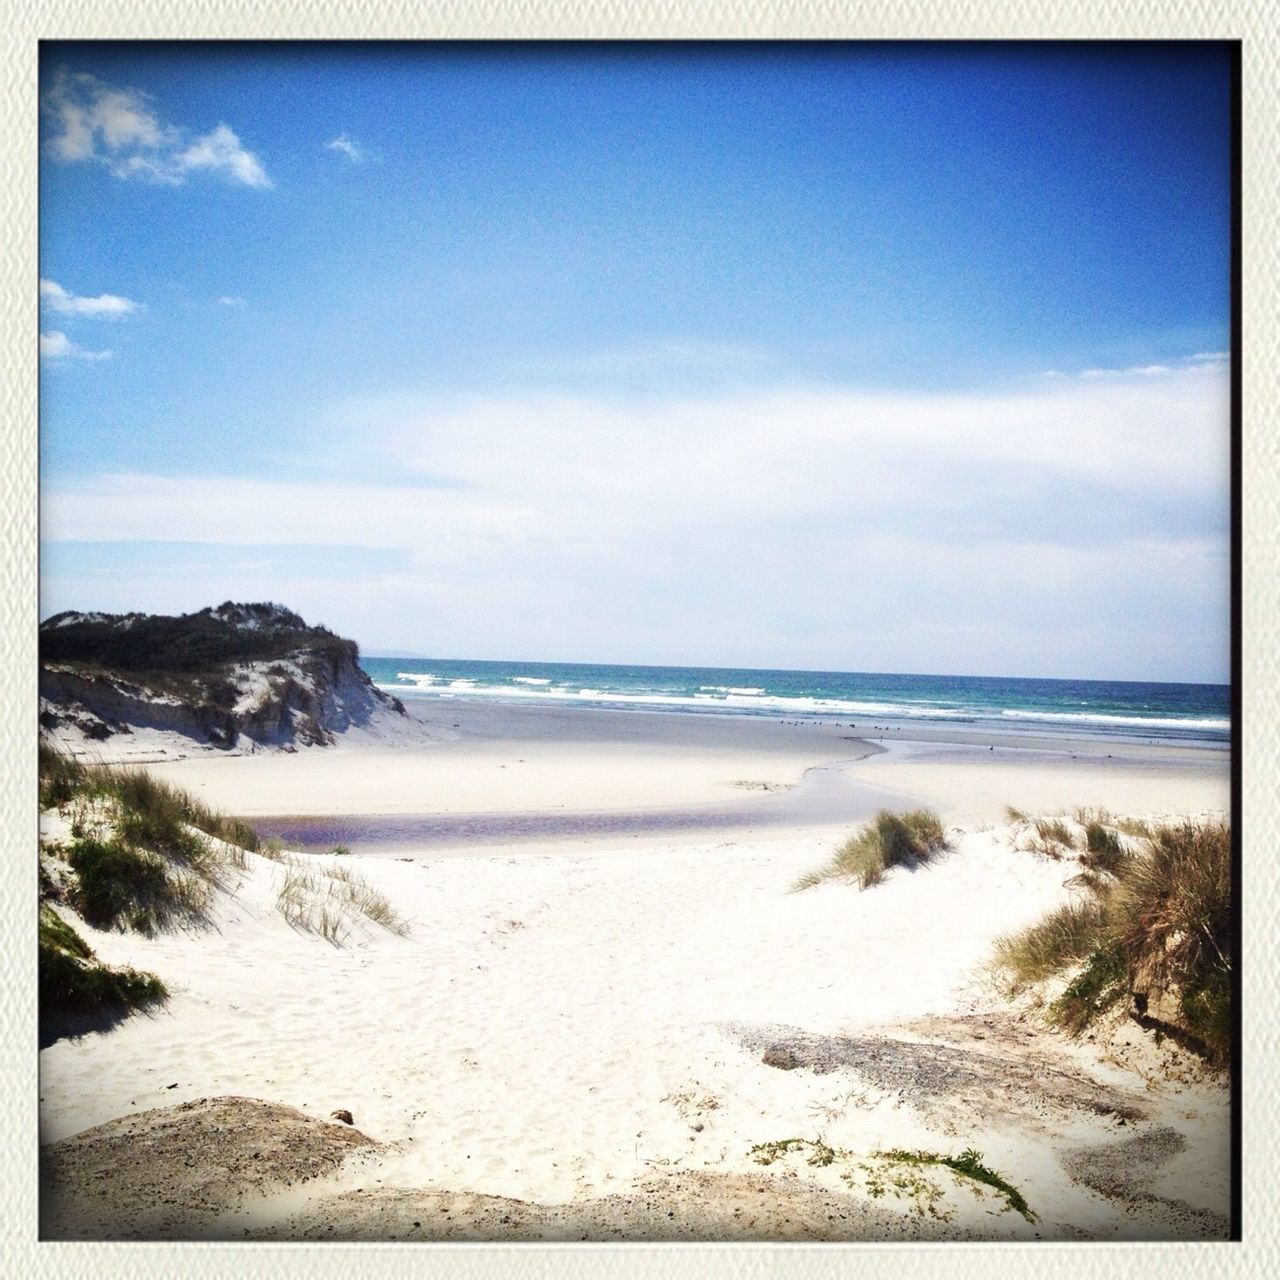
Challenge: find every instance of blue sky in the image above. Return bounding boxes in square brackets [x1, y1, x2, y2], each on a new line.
[39, 42, 1233, 681]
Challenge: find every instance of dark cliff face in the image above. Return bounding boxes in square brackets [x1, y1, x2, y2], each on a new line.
[39, 603, 406, 751]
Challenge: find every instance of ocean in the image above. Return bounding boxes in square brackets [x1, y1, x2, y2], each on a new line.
[362, 657, 1230, 748]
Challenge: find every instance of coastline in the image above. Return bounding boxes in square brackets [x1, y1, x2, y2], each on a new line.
[137, 696, 1229, 830]
[39, 695, 1232, 1240]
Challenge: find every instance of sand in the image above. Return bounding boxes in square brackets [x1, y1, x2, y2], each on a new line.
[38, 699, 1232, 1241]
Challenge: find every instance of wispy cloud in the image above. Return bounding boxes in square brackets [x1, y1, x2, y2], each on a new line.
[42, 71, 271, 188]
[41, 358, 1228, 676]
[325, 133, 367, 163]
[40, 278, 138, 318]
[217, 295, 245, 307]
[1043, 352, 1228, 381]
[46, 360, 1228, 553]
[40, 330, 111, 361]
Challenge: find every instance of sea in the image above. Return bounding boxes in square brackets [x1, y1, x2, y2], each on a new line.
[362, 657, 1230, 749]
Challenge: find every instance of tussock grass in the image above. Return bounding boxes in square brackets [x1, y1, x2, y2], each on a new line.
[39, 904, 166, 1015]
[795, 809, 947, 892]
[1081, 820, 1128, 877]
[275, 854, 407, 944]
[992, 900, 1107, 991]
[39, 744, 257, 936]
[1025, 817, 1077, 860]
[993, 816, 1232, 1067]
[65, 836, 213, 933]
[40, 744, 260, 859]
[1113, 815, 1152, 839]
[38, 743, 87, 809]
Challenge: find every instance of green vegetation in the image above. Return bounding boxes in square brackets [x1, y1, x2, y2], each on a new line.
[1026, 816, 1077, 860]
[39, 905, 166, 1016]
[794, 809, 947, 891]
[65, 837, 179, 932]
[40, 744, 260, 940]
[275, 854, 407, 944]
[40, 601, 353, 675]
[40, 744, 260, 856]
[748, 1137, 1034, 1224]
[749, 1137, 838, 1168]
[38, 744, 86, 809]
[993, 816, 1232, 1066]
[1081, 819, 1128, 876]
[872, 1148, 1036, 1223]
[992, 899, 1107, 988]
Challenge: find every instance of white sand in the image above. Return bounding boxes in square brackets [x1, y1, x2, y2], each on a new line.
[39, 712, 1232, 1240]
[40, 711, 1233, 1239]
[139, 738, 851, 818]
[848, 740, 1231, 826]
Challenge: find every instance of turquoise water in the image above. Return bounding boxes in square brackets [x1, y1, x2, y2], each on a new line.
[363, 657, 1230, 747]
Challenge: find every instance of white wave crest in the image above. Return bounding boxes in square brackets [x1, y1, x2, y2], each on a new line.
[1000, 709, 1230, 730]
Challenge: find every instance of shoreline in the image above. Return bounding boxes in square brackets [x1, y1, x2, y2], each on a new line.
[135, 697, 1230, 848]
[39, 696, 1233, 1241]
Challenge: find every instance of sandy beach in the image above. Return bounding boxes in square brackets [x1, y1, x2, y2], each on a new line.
[39, 699, 1232, 1241]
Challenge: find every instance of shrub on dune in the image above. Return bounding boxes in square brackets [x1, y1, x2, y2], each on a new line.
[39, 905, 166, 1016]
[993, 817, 1232, 1066]
[40, 744, 264, 945]
[795, 809, 948, 891]
[992, 900, 1106, 989]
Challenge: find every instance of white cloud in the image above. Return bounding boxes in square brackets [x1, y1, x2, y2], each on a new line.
[40, 358, 1230, 677]
[40, 330, 111, 361]
[175, 124, 271, 189]
[1051, 353, 1228, 381]
[42, 71, 271, 189]
[1079, 364, 1172, 379]
[325, 134, 367, 163]
[40, 278, 138, 318]
[217, 295, 245, 307]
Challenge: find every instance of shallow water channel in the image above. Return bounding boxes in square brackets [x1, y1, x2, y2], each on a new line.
[251, 758, 912, 856]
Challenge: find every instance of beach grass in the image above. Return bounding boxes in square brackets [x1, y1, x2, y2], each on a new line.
[992, 900, 1107, 990]
[994, 816, 1231, 1065]
[40, 744, 258, 935]
[40, 743, 261, 857]
[1024, 817, 1077, 860]
[275, 854, 408, 944]
[39, 904, 167, 1016]
[794, 809, 947, 891]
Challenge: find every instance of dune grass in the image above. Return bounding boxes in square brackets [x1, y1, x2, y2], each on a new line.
[64, 836, 186, 933]
[40, 744, 260, 935]
[40, 743, 260, 858]
[275, 854, 407, 944]
[993, 816, 1231, 1066]
[1025, 817, 1077, 860]
[992, 900, 1107, 990]
[1081, 819, 1128, 877]
[794, 809, 947, 891]
[39, 904, 166, 1016]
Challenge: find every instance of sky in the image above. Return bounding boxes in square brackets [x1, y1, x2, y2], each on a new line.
[38, 42, 1234, 682]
